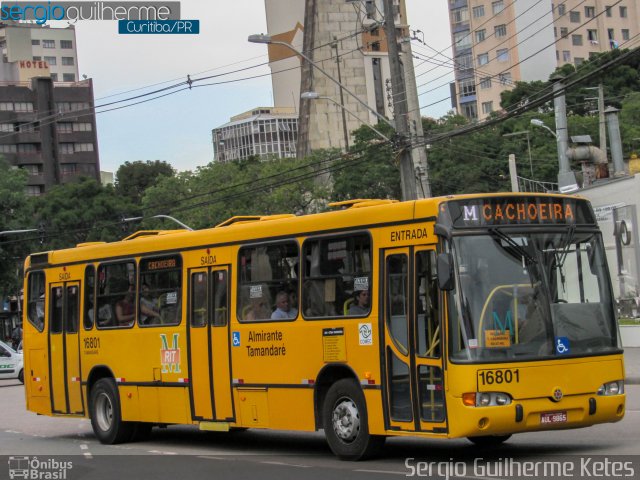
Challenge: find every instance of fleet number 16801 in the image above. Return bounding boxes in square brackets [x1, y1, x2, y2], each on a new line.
[477, 368, 520, 387]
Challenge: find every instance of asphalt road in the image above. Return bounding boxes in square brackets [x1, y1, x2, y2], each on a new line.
[1, 380, 639, 480]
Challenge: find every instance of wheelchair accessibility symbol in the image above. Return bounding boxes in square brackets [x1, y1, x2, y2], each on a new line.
[232, 331, 241, 347]
[555, 337, 570, 355]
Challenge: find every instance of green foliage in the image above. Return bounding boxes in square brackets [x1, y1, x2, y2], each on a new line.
[0, 158, 31, 297]
[330, 122, 401, 201]
[34, 178, 137, 250]
[115, 160, 175, 205]
[141, 154, 331, 230]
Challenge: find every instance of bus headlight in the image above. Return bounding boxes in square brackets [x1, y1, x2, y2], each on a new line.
[597, 380, 624, 396]
[463, 392, 512, 407]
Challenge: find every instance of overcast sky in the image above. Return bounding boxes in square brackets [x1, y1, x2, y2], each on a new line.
[68, 1, 453, 173]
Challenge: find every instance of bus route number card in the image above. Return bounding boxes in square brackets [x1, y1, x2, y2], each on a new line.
[323, 328, 346, 362]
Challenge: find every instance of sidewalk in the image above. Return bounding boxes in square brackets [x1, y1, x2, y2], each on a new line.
[624, 347, 640, 385]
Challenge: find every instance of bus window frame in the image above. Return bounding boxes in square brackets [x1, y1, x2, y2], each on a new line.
[26, 270, 46, 332]
[138, 253, 184, 328]
[236, 239, 301, 324]
[84, 265, 96, 331]
[95, 259, 137, 330]
[301, 230, 373, 321]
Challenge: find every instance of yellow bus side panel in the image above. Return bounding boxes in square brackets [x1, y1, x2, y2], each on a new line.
[267, 389, 315, 431]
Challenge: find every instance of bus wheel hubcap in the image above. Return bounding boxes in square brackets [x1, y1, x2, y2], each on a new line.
[95, 393, 113, 432]
[332, 398, 360, 443]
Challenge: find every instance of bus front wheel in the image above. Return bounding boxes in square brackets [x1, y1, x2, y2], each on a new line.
[90, 378, 133, 444]
[467, 434, 512, 446]
[322, 379, 385, 460]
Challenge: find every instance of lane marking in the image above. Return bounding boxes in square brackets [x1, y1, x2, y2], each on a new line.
[355, 469, 407, 476]
[260, 461, 312, 468]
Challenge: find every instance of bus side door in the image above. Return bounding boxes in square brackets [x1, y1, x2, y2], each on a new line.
[48, 282, 83, 415]
[188, 267, 234, 423]
[382, 248, 447, 433]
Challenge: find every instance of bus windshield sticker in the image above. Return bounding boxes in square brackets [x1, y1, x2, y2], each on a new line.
[166, 292, 178, 305]
[354, 277, 369, 291]
[359, 323, 373, 346]
[250, 285, 263, 298]
[484, 330, 511, 348]
[468, 338, 478, 348]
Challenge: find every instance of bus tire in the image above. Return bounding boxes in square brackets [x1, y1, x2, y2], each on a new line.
[322, 379, 385, 460]
[18, 369, 24, 384]
[467, 434, 512, 446]
[89, 378, 133, 444]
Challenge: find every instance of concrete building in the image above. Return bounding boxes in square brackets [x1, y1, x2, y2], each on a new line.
[447, 0, 640, 120]
[212, 107, 298, 162]
[0, 77, 101, 195]
[0, 22, 80, 83]
[264, 0, 406, 154]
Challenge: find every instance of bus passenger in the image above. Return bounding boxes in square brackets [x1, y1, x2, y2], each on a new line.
[115, 285, 135, 326]
[245, 296, 271, 321]
[140, 283, 160, 325]
[271, 291, 298, 319]
[349, 289, 370, 316]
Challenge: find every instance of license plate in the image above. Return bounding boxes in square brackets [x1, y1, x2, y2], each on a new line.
[540, 411, 567, 424]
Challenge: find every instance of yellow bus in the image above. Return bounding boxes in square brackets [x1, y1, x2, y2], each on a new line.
[22, 194, 625, 460]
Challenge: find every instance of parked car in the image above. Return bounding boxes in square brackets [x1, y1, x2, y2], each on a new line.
[0, 339, 23, 383]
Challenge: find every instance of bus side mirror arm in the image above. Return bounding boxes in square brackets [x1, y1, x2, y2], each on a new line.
[437, 253, 455, 291]
[434, 223, 452, 240]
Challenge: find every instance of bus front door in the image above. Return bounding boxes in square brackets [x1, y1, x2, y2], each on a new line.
[48, 282, 84, 415]
[382, 248, 447, 433]
[188, 267, 234, 423]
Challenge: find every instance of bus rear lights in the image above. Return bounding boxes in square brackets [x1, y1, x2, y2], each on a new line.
[463, 392, 512, 407]
[597, 380, 624, 396]
[361, 379, 376, 385]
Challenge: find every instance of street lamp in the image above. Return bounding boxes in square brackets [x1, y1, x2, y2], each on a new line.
[248, 34, 394, 129]
[530, 119, 557, 138]
[301, 91, 391, 142]
[502, 130, 533, 176]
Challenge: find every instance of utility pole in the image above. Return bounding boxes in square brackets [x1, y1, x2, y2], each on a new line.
[383, 0, 417, 201]
[402, 38, 431, 198]
[332, 39, 350, 151]
[551, 75, 578, 192]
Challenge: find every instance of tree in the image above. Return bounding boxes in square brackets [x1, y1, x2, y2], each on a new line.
[330, 122, 401, 201]
[0, 159, 32, 300]
[115, 160, 175, 205]
[141, 154, 331, 230]
[34, 178, 137, 250]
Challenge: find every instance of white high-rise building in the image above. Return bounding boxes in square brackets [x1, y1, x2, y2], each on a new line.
[447, 0, 640, 120]
[0, 22, 80, 83]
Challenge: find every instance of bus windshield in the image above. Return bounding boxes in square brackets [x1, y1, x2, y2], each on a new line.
[448, 228, 619, 362]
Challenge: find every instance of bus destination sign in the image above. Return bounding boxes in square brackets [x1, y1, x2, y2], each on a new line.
[441, 197, 595, 228]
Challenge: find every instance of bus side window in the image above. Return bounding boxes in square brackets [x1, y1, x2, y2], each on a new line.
[237, 242, 299, 322]
[27, 271, 45, 332]
[302, 233, 372, 319]
[139, 255, 182, 327]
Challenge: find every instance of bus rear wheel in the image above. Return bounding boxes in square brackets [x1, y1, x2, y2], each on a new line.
[90, 378, 133, 444]
[322, 379, 385, 460]
[467, 434, 512, 446]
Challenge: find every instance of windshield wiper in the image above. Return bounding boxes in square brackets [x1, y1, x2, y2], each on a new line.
[488, 228, 537, 266]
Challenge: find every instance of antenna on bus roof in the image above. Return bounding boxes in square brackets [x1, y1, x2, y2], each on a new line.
[121, 215, 193, 231]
